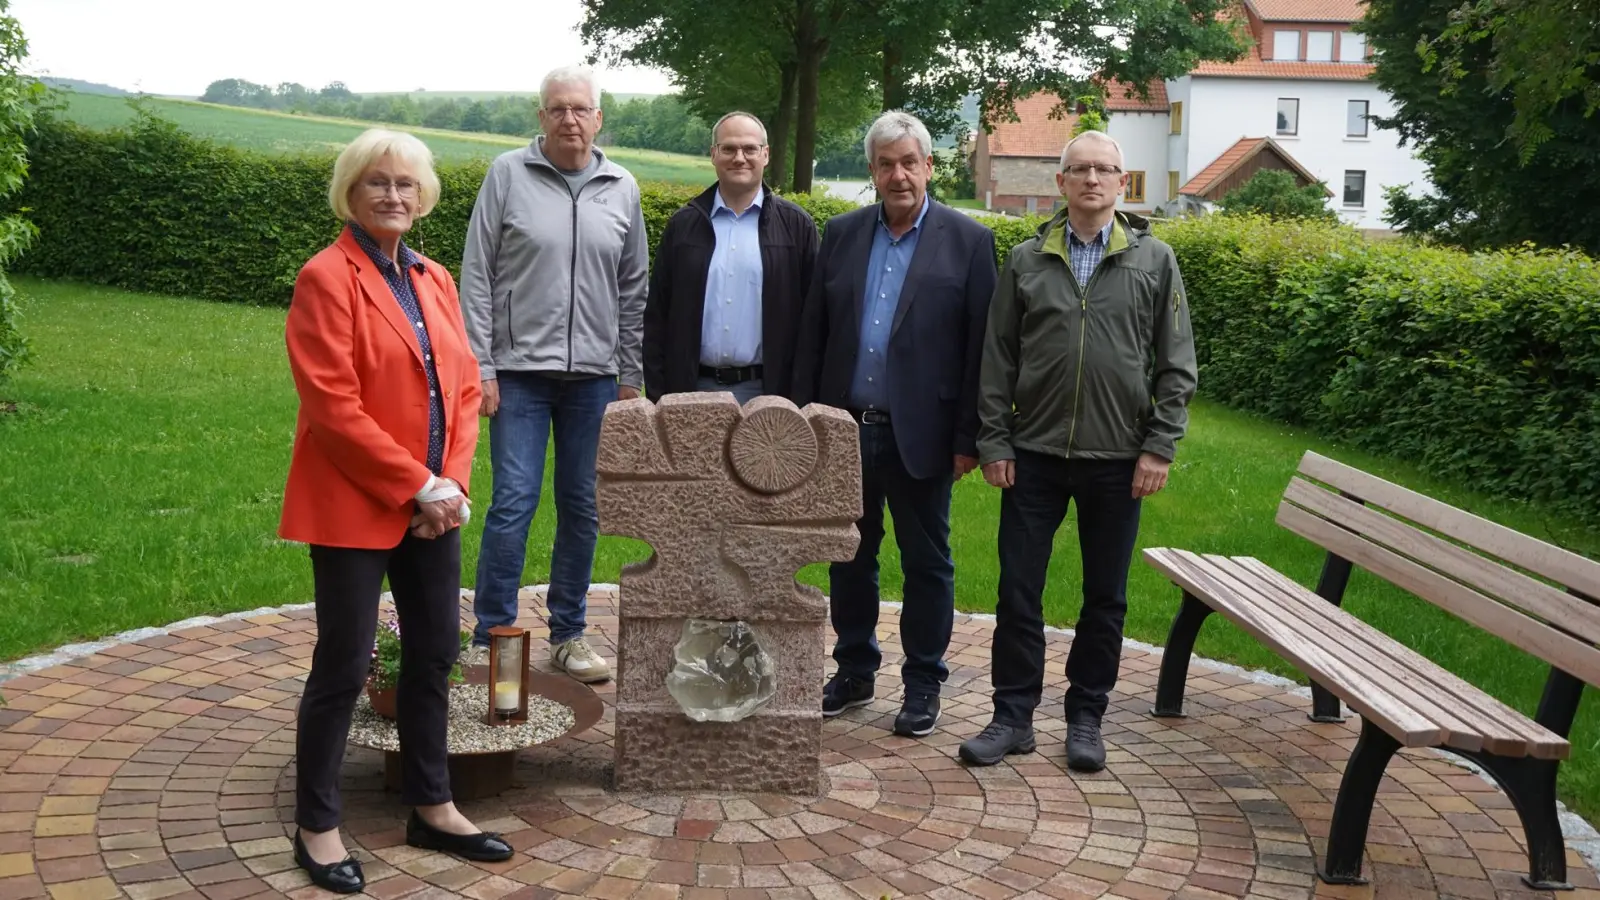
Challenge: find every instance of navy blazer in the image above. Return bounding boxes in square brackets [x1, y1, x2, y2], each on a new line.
[790, 199, 999, 481]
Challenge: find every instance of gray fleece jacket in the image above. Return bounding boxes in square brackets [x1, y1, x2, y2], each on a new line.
[459, 138, 649, 388]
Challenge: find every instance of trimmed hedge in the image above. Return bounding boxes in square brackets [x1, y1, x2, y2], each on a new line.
[16, 111, 1038, 304]
[1162, 213, 1600, 523]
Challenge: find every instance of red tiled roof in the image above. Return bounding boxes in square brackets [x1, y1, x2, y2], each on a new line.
[1246, 0, 1365, 22]
[985, 92, 1079, 158]
[1100, 79, 1169, 112]
[1193, 58, 1375, 79]
[1180, 136, 1332, 199]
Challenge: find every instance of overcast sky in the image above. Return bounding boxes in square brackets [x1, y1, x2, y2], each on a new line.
[14, 0, 677, 96]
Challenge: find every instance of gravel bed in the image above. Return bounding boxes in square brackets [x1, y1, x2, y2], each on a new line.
[349, 683, 575, 753]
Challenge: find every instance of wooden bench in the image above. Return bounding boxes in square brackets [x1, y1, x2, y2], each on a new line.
[1145, 450, 1600, 889]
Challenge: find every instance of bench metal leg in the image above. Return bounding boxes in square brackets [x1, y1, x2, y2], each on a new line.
[1308, 551, 1354, 723]
[1456, 750, 1572, 891]
[1151, 591, 1211, 718]
[1320, 718, 1400, 885]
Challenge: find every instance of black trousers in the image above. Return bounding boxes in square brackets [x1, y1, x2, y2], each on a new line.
[829, 422, 956, 695]
[992, 451, 1143, 726]
[296, 530, 462, 832]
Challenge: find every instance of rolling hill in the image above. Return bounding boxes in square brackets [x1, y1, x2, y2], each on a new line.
[54, 91, 714, 184]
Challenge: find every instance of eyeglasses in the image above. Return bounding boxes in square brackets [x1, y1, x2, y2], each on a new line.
[1063, 164, 1124, 179]
[363, 178, 419, 198]
[715, 143, 765, 158]
[544, 105, 597, 121]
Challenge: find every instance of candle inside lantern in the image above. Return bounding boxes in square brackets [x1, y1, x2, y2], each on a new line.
[493, 680, 520, 714]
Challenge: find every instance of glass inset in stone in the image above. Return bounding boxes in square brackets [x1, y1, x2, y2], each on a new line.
[666, 618, 777, 723]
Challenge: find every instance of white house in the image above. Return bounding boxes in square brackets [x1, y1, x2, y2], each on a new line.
[972, 0, 1432, 230]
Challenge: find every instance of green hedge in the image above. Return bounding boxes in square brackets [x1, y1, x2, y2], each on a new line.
[1162, 213, 1600, 523]
[16, 111, 1036, 304]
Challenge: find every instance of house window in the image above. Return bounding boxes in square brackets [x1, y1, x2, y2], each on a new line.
[1347, 100, 1369, 137]
[1125, 171, 1146, 203]
[1307, 31, 1335, 61]
[1343, 170, 1366, 207]
[1277, 98, 1300, 136]
[1168, 170, 1180, 199]
[1169, 101, 1183, 134]
[1340, 31, 1367, 62]
[1273, 30, 1300, 60]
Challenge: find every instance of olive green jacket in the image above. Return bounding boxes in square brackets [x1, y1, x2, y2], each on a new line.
[977, 209, 1197, 465]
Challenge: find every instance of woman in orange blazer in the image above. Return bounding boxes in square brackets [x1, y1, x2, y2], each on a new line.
[280, 128, 509, 893]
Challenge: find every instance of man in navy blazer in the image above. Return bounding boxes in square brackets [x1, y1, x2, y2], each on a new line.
[791, 110, 998, 738]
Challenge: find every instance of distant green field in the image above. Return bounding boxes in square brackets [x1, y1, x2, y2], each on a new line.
[56, 91, 714, 184]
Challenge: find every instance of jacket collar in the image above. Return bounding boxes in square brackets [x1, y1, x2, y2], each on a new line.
[1037, 208, 1147, 262]
[689, 181, 774, 219]
[522, 136, 625, 182]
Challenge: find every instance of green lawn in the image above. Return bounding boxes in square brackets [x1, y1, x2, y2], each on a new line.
[56, 91, 715, 184]
[5, 277, 1600, 819]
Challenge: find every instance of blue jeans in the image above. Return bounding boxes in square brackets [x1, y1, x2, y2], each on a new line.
[828, 422, 955, 695]
[473, 372, 613, 647]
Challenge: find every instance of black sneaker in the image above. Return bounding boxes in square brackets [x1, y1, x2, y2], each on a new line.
[958, 720, 1037, 765]
[893, 693, 940, 737]
[822, 674, 874, 717]
[1066, 718, 1107, 772]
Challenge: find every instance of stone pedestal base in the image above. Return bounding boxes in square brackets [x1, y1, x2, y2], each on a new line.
[614, 707, 822, 794]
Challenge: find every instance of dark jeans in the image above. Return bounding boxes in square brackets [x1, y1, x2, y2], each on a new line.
[829, 422, 955, 695]
[992, 450, 1142, 727]
[473, 372, 612, 647]
[297, 530, 462, 832]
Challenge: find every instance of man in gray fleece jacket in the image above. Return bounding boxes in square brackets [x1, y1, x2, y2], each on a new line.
[458, 65, 648, 684]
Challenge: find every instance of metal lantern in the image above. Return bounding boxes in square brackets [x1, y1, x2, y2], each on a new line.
[485, 625, 530, 726]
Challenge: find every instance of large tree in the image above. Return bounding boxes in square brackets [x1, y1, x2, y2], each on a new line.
[581, 0, 1245, 193]
[1363, 0, 1600, 251]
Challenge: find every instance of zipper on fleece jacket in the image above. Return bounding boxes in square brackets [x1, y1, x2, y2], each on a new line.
[1061, 239, 1131, 459]
[567, 181, 583, 374]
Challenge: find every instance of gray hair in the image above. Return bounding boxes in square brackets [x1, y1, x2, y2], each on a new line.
[1060, 129, 1124, 170]
[712, 111, 768, 145]
[540, 64, 602, 109]
[864, 110, 932, 163]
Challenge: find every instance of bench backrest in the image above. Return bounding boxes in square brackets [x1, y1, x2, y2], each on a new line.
[1276, 451, 1600, 688]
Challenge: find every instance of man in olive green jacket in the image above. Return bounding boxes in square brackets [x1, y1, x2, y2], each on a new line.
[962, 130, 1197, 772]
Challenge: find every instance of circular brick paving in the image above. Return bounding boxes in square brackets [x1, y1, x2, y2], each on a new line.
[0, 589, 1595, 900]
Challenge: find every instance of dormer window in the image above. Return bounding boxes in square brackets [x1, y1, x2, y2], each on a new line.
[1340, 31, 1367, 62]
[1307, 31, 1334, 61]
[1273, 30, 1300, 60]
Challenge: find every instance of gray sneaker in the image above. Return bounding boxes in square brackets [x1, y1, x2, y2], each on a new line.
[551, 637, 612, 683]
[1066, 719, 1106, 772]
[958, 721, 1037, 766]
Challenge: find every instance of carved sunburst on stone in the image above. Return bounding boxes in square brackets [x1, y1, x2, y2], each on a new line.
[728, 404, 819, 494]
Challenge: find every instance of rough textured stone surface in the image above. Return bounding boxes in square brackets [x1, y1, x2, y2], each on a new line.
[597, 393, 862, 794]
[613, 709, 824, 794]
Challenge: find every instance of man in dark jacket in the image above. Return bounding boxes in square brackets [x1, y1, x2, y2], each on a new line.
[643, 112, 818, 403]
[963, 130, 1197, 772]
[791, 110, 998, 738]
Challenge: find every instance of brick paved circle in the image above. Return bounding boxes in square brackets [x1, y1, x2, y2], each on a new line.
[0, 588, 1595, 900]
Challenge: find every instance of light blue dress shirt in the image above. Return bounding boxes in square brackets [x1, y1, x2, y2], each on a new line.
[850, 194, 930, 411]
[699, 189, 765, 367]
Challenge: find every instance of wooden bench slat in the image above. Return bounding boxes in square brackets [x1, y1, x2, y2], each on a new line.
[1145, 548, 1446, 748]
[1231, 556, 1568, 759]
[1193, 552, 1514, 754]
[1276, 501, 1600, 691]
[1298, 451, 1600, 600]
[1285, 477, 1600, 647]
[1172, 549, 1516, 754]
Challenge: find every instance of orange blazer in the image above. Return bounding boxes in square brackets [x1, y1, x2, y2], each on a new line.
[279, 227, 482, 550]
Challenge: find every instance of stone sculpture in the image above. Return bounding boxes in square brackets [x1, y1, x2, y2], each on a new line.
[597, 392, 862, 794]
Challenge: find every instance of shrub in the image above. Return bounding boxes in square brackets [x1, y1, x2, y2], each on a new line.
[1218, 169, 1339, 223]
[1160, 213, 1600, 523]
[0, 4, 41, 393]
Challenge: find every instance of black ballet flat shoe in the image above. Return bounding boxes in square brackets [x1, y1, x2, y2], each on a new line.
[293, 829, 365, 894]
[405, 810, 514, 862]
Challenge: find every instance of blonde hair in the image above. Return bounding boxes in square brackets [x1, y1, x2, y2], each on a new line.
[328, 128, 441, 221]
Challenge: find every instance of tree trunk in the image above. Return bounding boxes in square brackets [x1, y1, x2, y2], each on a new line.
[792, 53, 824, 191]
[769, 61, 798, 191]
[881, 39, 906, 111]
